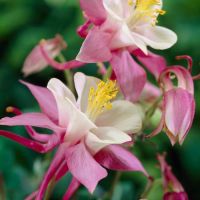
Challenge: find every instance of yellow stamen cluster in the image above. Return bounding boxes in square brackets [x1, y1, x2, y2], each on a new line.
[135, 0, 166, 25]
[86, 80, 118, 121]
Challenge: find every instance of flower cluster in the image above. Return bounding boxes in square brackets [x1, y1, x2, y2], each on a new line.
[0, 0, 198, 199]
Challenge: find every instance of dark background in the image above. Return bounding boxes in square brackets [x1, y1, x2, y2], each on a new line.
[0, 0, 200, 199]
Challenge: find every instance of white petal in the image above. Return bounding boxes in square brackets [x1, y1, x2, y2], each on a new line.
[85, 127, 131, 154]
[103, 0, 133, 20]
[63, 98, 96, 144]
[95, 100, 144, 133]
[135, 25, 177, 50]
[110, 23, 148, 54]
[48, 78, 76, 104]
[74, 72, 100, 112]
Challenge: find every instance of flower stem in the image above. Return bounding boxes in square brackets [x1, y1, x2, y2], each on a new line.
[44, 176, 56, 200]
[57, 53, 75, 93]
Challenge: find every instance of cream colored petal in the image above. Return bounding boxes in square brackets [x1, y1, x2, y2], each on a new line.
[103, 0, 133, 20]
[110, 23, 148, 54]
[85, 127, 131, 154]
[48, 78, 76, 104]
[135, 25, 177, 50]
[95, 100, 144, 133]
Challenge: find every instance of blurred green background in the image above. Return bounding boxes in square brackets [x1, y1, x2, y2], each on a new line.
[0, 0, 200, 199]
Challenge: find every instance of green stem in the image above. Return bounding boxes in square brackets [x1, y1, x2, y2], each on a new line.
[44, 176, 56, 200]
[57, 54, 75, 93]
[103, 65, 112, 81]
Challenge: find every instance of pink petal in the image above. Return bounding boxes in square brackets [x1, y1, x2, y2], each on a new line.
[95, 145, 148, 177]
[164, 88, 195, 145]
[63, 177, 80, 200]
[65, 142, 107, 193]
[22, 35, 66, 76]
[76, 27, 112, 63]
[133, 49, 167, 79]
[157, 154, 188, 199]
[80, 0, 106, 25]
[110, 50, 146, 102]
[20, 81, 58, 123]
[0, 113, 63, 133]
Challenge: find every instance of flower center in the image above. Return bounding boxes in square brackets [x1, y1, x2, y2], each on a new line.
[128, 0, 166, 26]
[86, 80, 118, 121]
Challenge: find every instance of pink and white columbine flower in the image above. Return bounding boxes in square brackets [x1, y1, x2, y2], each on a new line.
[157, 154, 188, 200]
[0, 73, 148, 200]
[148, 65, 195, 145]
[22, 35, 83, 76]
[76, 0, 177, 102]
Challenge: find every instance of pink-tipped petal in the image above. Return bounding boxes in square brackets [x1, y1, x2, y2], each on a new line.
[164, 88, 195, 145]
[22, 35, 66, 76]
[77, 19, 92, 38]
[0, 130, 55, 153]
[111, 50, 146, 102]
[159, 66, 194, 95]
[0, 113, 63, 133]
[95, 144, 148, 177]
[40, 43, 84, 70]
[65, 142, 107, 193]
[76, 28, 112, 63]
[80, 0, 106, 25]
[63, 177, 80, 200]
[134, 49, 167, 79]
[20, 81, 58, 123]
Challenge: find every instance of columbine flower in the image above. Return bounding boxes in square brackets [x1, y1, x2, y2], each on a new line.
[76, 0, 176, 102]
[148, 65, 195, 145]
[77, 0, 177, 60]
[0, 73, 148, 199]
[22, 35, 83, 76]
[157, 153, 188, 200]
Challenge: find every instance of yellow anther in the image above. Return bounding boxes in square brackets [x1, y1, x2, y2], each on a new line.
[135, 0, 166, 25]
[86, 80, 118, 121]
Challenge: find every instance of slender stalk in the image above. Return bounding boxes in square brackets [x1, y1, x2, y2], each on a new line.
[140, 176, 154, 199]
[103, 65, 112, 81]
[44, 176, 56, 200]
[57, 54, 75, 93]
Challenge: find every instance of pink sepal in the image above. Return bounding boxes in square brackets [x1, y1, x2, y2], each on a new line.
[133, 49, 167, 79]
[77, 27, 113, 62]
[65, 142, 107, 193]
[95, 145, 148, 177]
[111, 50, 146, 102]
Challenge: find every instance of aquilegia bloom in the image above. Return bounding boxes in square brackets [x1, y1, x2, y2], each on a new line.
[157, 153, 188, 200]
[148, 65, 195, 145]
[0, 72, 148, 199]
[22, 35, 83, 76]
[76, 0, 177, 102]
